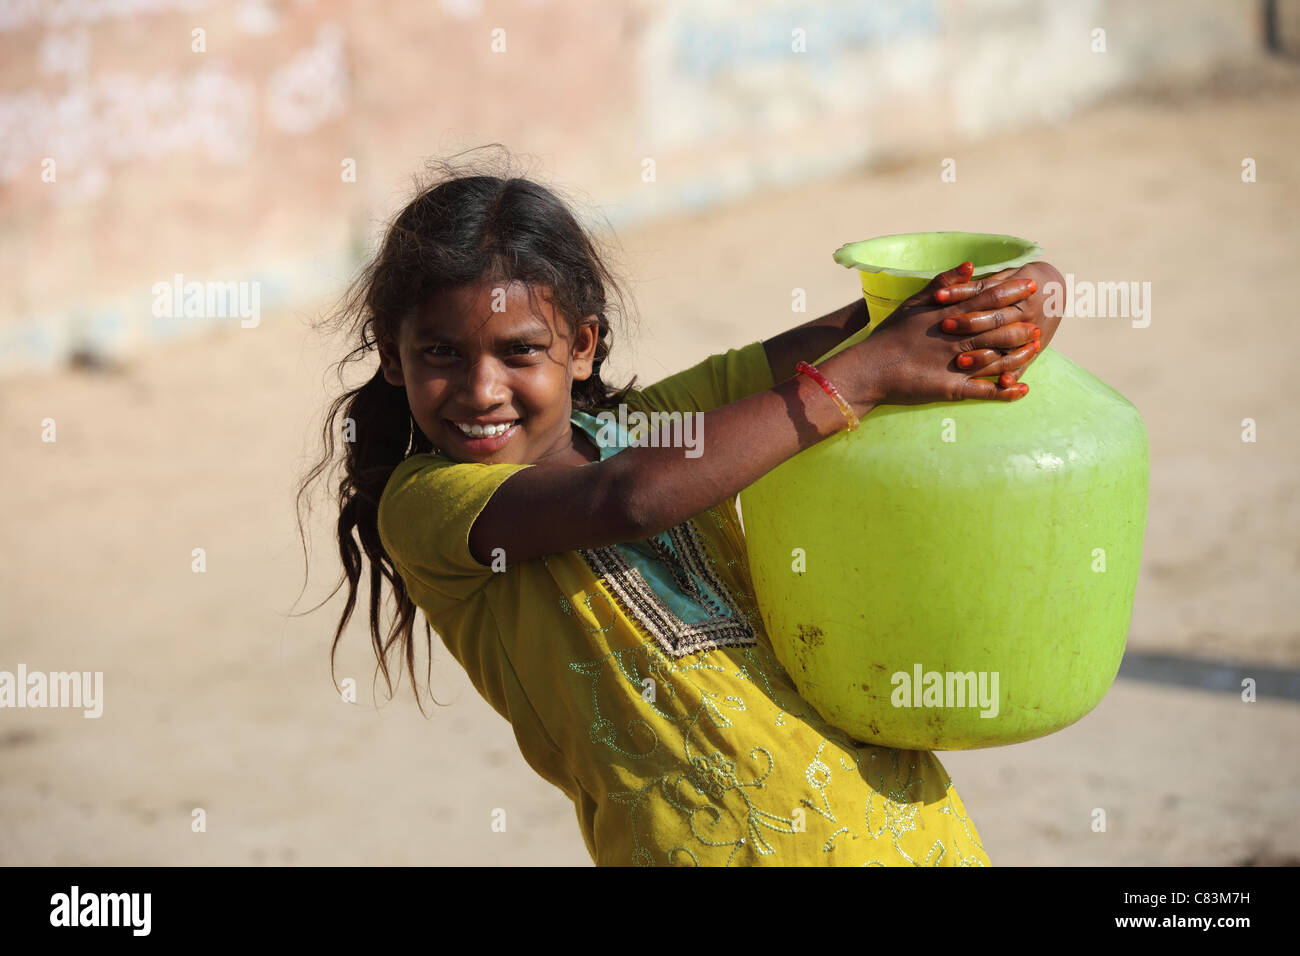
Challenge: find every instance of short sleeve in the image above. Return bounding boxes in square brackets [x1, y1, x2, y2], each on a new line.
[377, 454, 532, 604]
[627, 340, 775, 415]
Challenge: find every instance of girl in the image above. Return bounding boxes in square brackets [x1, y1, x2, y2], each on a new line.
[301, 154, 1061, 866]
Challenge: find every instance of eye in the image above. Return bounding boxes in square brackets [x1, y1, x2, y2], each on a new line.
[421, 343, 542, 361]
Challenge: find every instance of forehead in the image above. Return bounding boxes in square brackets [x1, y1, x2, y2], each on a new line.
[408, 281, 564, 343]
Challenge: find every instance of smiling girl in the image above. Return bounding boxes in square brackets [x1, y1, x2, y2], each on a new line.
[300, 153, 1060, 866]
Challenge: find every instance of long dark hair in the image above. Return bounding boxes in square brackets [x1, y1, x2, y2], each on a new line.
[295, 147, 638, 713]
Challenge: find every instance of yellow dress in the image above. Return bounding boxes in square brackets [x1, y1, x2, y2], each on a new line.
[378, 340, 991, 866]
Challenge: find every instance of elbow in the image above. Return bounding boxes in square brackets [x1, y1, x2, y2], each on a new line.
[1031, 261, 1066, 302]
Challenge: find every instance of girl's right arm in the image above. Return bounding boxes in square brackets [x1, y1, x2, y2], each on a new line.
[468, 268, 1040, 566]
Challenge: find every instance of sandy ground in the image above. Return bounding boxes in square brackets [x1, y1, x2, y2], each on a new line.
[2, 79, 1298, 866]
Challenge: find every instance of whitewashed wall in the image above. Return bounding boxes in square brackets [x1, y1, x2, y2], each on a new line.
[0, 0, 1267, 374]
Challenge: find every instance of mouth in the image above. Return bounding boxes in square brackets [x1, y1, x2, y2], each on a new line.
[443, 418, 520, 453]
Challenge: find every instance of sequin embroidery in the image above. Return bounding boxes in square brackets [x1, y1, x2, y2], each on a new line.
[578, 516, 757, 659]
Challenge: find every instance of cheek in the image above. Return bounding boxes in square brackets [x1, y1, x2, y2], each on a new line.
[410, 371, 450, 404]
[518, 365, 563, 401]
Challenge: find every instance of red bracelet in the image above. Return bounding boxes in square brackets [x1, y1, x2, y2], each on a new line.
[796, 361, 860, 432]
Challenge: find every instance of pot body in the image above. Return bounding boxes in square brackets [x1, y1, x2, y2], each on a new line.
[738, 238, 1149, 750]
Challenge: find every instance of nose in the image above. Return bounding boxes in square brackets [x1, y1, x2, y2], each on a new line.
[458, 354, 510, 408]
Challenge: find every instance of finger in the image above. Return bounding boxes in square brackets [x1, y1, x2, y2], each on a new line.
[998, 336, 1047, 386]
[934, 260, 975, 288]
[933, 269, 1016, 302]
[956, 377, 1030, 401]
[906, 261, 974, 307]
[952, 348, 1002, 371]
[942, 299, 1039, 334]
[940, 297, 1036, 334]
[933, 268, 1017, 303]
[936, 277, 1037, 310]
[966, 321, 1041, 351]
[956, 341, 1038, 377]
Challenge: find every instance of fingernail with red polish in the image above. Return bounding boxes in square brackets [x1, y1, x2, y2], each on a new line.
[957, 354, 974, 367]
[942, 318, 957, 331]
[1033, 326, 1042, 338]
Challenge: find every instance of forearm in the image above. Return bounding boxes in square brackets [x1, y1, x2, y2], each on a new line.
[761, 297, 869, 383]
[608, 367, 872, 538]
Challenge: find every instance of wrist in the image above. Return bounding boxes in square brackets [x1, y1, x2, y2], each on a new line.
[795, 360, 861, 431]
[820, 347, 880, 417]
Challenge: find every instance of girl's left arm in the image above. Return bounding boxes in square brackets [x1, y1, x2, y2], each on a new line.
[762, 260, 1065, 384]
[761, 297, 871, 384]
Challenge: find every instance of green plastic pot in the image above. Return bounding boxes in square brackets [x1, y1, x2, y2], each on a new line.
[738, 232, 1149, 750]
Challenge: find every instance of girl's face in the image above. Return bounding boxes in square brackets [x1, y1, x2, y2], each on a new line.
[380, 279, 601, 466]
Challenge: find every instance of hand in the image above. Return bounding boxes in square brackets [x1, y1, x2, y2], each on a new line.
[832, 261, 1038, 409]
[932, 260, 1065, 387]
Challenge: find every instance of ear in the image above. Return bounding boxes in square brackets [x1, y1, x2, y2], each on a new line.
[569, 317, 600, 383]
[378, 336, 404, 387]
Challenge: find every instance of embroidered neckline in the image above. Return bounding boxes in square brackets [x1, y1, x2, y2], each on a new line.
[569, 409, 757, 659]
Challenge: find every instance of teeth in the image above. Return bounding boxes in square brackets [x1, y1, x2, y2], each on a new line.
[455, 421, 514, 438]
